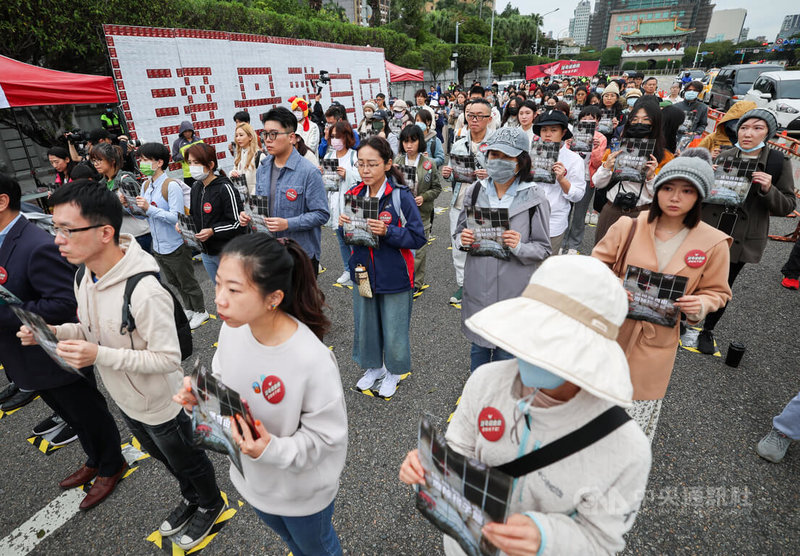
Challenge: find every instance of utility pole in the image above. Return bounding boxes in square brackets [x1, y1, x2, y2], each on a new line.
[692, 40, 701, 67]
[454, 21, 460, 85]
[487, 0, 495, 84]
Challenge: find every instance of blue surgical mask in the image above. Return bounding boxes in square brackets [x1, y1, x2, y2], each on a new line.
[486, 158, 518, 184]
[516, 358, 565, 389]
[684, 91, 699, 101]
[627, 98, 637, 107]
[596, 87, 605, 95]
[415, 122, 427, 132]
[735, 141, 765, 153]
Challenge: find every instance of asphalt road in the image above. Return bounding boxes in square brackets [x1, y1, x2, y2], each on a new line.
[1, 185, 799, 555]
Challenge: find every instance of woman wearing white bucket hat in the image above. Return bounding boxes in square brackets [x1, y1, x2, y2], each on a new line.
[593, 150, 732, 437]
[400, 255, 651, 556]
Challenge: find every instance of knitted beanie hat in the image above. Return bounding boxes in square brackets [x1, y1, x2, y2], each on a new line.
[653, 152, 715, 199]
[603, 81, 620, 96]
[736, 108, 778, 140]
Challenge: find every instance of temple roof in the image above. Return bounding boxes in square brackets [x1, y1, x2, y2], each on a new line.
[620, 17, 694, 40]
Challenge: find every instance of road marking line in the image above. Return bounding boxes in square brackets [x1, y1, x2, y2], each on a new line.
[0, 439, 149, 555]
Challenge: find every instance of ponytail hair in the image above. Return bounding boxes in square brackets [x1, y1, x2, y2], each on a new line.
[357, 136, 406, 186]
[221, 235, 330, 340]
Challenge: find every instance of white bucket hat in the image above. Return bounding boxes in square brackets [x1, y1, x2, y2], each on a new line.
[465, 255, 633, 407]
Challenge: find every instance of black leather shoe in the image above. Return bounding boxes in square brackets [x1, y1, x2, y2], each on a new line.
[697, 329, 716, 355]
[0, 389, 36, 411]
[0, 382, 19, 404]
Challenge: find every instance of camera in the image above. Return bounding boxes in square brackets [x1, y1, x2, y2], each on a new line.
[315, 70, 330, 95]
[613, 191, 639, 210]
[64, 129, 90, 158]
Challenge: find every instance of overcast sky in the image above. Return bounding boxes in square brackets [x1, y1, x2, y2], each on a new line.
[504, 0, 798, 42]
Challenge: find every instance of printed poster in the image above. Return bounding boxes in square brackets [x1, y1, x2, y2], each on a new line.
[623, 265, 688, 327]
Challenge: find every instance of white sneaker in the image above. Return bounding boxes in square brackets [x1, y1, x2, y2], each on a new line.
[680, 327, 700, 348]
[356, 367, 387, 391]
[567, 248, 579, 255]
[336, 271, 351, 284]
[184, 309, 193, 320]
[378, 372, 401, 398]
[189, 311, 210, 330]
[584, 211, 591, 224]
[589, 213, 599, 225]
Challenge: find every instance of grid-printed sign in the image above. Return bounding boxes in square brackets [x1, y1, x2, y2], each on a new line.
[103, 25, 389, 171]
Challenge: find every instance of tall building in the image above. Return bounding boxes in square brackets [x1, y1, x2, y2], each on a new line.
[738, 27, 749, 44]
[588, 0, 712, 51]
[706, 9, 746, 43]
[777, 14, 800, 41]
[571, 0, 593, 46]
[332, 0, 390, 24]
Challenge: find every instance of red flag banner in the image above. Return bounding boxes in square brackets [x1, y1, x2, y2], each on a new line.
[525, 61, 601, 80]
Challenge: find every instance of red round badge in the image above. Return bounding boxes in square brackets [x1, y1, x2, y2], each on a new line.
[151, 201, 158, 207]
[286, 189, 298, 201]
[0, 266, 7, 284]
[203, 202, 212, 214]
[478, 407, 505, 442]
[379, 211, 393, 224]
[261, 375, 285, 404]
[478, 143, 488, 153]
[685, 249, 707, 268]
[423, 160, 432, 171]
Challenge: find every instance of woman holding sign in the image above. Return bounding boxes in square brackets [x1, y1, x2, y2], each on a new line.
[174, 234, 347, 556]
[323, 121, 360, 287]
[338, 136, 426, 399]
[455, 127, 551, 372]
[593, 151, 732, 438]
[395, 125, 442, 294]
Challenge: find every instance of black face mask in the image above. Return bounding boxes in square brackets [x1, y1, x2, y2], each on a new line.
[507, 106, 519, 116]
[626, 123, 652, 138]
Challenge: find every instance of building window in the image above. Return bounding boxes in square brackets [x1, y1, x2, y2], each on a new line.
[679, 10, 685, 16]
[625, 15, 631, 21]
[623, 25, 628, 31]
[647, 13, 653, 19]
[618, 16, 623, 22]
[617, 26, 621, 32]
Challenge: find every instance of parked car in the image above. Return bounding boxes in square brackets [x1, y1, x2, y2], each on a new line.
[699, 69, 719, 102]
[708, 64, 784, 111]
[675, 69, 706, 84]
[744, 71, 800, 135]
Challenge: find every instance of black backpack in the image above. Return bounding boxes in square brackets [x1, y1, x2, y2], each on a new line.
[75, 267, 193, 360]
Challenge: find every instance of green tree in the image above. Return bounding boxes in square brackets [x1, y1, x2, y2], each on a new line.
[388, 0, 428, 41]
[453, 43, 492, 83]
[420, 43, 453, 83]
[599, 47, 622, 68]
[492, 61, 513, 78]
[396, 50, 423, 69]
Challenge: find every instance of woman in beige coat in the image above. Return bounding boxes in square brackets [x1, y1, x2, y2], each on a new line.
[593, 150, 732, 438]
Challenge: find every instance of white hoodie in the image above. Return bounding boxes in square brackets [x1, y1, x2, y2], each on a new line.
[444, 359, 651, 555]
[55, 235, 183, 425]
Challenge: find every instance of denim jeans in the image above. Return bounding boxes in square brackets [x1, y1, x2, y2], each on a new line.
[336, 228, 351, 273]
[121, 410, 222, 508]
[200, 253, 220, 284]
[470, 343, 514, 372]
[774, 391, 800, 440]
[352, 289, 413, 375]
[253, 500, 342, 556]
[134, 232, 153, 254]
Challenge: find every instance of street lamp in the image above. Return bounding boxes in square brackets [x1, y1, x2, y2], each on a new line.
[534, 8, 560, 57]
[487, 0, 496, 84]
[454, 21, 461, 85]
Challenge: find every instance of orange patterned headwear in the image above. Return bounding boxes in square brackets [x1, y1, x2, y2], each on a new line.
[289, 96, 310, 131]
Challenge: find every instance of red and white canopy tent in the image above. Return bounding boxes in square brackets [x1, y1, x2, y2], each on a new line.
[0, 55, 117, 108]
[385, 61, 424, 83]
[0, 55, 118, 189]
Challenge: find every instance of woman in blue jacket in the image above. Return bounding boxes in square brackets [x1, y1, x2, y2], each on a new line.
[338, 136, 427, 399]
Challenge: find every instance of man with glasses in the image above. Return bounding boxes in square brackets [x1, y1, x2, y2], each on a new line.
[1, 174, 123, 472]
[24, 181, 225, 546]
[440, 98, 495, 305]
[242, 107, 329, 273]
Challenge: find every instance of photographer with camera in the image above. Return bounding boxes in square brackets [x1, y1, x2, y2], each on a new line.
[592, 100, 672, 244]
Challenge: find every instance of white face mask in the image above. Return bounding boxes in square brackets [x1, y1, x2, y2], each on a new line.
[364, 110, 374, 119]
[189, 165, 209, 181]
[293, 110, 305, 121]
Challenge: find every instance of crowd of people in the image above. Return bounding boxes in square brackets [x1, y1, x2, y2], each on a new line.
[1, 68, 799, 554]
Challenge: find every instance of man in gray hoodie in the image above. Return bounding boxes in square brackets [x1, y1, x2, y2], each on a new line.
[171, 121, 203, 181]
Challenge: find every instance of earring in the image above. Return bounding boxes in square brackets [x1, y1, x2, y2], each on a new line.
[271, 304, 277, 310]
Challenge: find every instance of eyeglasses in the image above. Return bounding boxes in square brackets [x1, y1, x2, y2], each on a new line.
[357, 162, 383, 170]
[466, 114, 492, 121]
[53, 224, 105, 239]
[260, 130, 293, 141]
